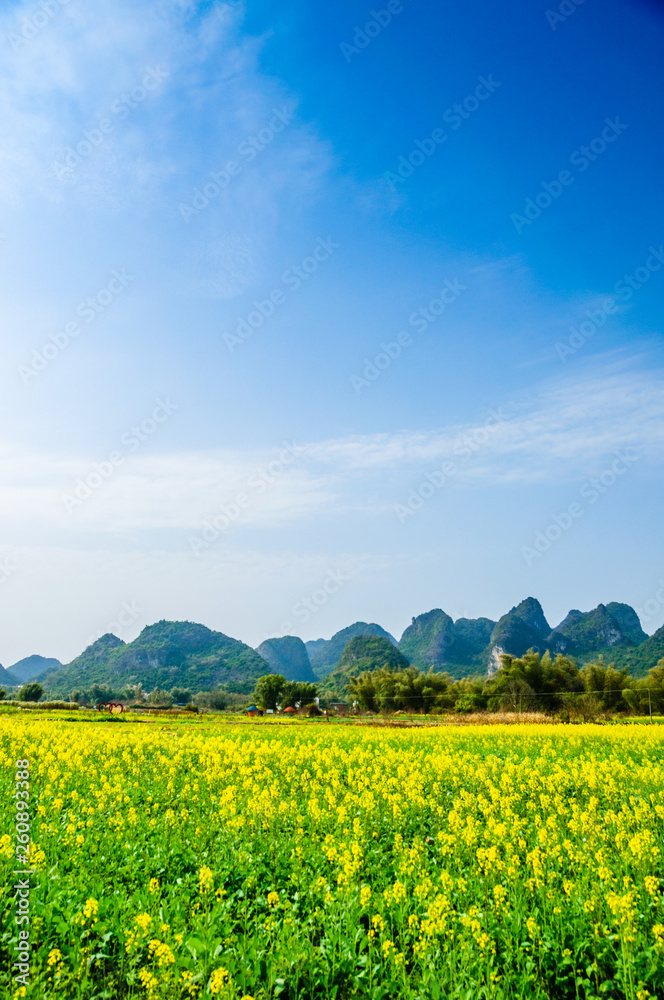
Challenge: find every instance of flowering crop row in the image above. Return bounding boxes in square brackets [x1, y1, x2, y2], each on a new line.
[0, 719, 663, 998]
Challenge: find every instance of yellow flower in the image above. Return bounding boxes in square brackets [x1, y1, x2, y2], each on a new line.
[198, 865, 214, 893]
[148, 939, 175, 967]
[209, 967, 230, 995]
[138, 969, 159, 998]
[360, 886, 372, 908]
[149, 878, 160, 894]
[645, 876, 659, 896]
[267, 891, 280, 907]
[47, 948, 62, 967]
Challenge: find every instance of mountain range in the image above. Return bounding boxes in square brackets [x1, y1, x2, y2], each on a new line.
[9, 597, 664, 699]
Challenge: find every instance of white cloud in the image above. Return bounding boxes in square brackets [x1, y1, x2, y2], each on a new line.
[0, 0, 330, 222]
[308, 364, 664, 480]
[1, 364, 661, 536]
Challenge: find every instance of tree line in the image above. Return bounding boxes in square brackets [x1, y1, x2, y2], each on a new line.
[345, 652, 664, 718]
[10, 651, 664, 719]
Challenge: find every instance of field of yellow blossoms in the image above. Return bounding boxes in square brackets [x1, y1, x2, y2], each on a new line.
[1, 715, 664, 999]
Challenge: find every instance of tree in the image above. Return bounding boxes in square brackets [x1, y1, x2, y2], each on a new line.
[255, 674, 287, 711]
[484, 651, 583, 711]
[499, 677, 536, 713]
[194, 688, 228, 711]
[560, 692, 604, 723]
[631, 658, 664, 715]
[349, 666, 456, 714]
[125, 684, 147, 704]
[0, 689, 6, 701]
[89, 683, 118, 704]
[18, 683, 43, 703]
[281, 681, 318, 708]
[453, 677, 488, 714]
[148, 689, 173, 706]
[170, 688, 192, 705]
[254, 674, 318, 710]
[580, 657, 631, 711]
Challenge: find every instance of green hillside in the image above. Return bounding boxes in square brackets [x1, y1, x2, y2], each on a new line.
[37, 621, 269, 697]
[305, 622, 397, 678]
[589, 624, 664, 678]
[255, 636, 316, 682]
[398, 609, 494, 677]
[321, 635, 411, 700]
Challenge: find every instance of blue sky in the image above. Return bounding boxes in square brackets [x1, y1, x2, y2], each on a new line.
[1, 0, 663, 664]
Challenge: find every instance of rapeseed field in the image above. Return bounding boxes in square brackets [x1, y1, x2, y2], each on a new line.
[1, 717, 663, 999]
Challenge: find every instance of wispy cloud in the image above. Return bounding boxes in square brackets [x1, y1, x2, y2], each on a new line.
[309, 363, 664, 479]
[1, 363, 661, 535]
[0, 0, 331, 232]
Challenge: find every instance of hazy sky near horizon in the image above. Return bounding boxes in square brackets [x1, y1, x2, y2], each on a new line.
[1, 0, 664, 665]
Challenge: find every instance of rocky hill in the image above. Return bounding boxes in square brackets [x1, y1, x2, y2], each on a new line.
[599, 622, 664, 677]
[305, 622, 397, 678]
[549, 602, 646, 652]
[488, 598, 652, 675]
[488, 598, 553, 673]
[393, 598, 657, 678]
[398, 610, 494, 676]
[255, 636, 316, 682]
[37, 621, 269, 697]
[17, 598, 664, 700]
[321, 635, 411, 699]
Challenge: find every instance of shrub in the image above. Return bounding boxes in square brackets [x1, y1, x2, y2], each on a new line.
[18, 682, 43, 702]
